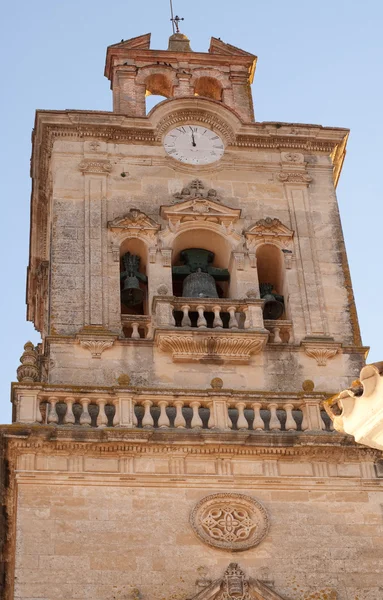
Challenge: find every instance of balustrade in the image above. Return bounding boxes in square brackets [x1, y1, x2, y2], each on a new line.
[264, 320, 294, 344]
[171, 298, 264, 330]
[121, 315, 152, 339]
[34, 395, 333, 432]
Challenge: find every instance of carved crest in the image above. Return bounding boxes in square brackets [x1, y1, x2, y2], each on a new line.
[172, 179, 222, 203]
[245, 217, 294, 250]
[189, 563, 290, 600]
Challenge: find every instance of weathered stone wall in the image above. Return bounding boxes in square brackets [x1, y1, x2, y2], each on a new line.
[13, 460, 383, 600]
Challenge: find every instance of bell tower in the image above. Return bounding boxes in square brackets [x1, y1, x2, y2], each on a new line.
[3, 25, 382, 600]
[104, 33, 257, 121]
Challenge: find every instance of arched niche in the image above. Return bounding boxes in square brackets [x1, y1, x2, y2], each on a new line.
[194, 76, 223, 101]
[171, 228, 232, 299]
[256, 244, 288, 319]
[119, 237, 149, 317]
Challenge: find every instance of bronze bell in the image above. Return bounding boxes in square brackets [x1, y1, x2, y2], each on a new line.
[182, 269, 219, 298]
[121, 275, 144, 307]
[260, 283, 284, 320]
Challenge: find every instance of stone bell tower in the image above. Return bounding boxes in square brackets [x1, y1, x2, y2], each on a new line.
[1, 27, 383, 600]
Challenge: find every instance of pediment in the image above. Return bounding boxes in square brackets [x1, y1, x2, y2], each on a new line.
[108, 209, 160, 233]
[108, 33, 151, 50]
[190, 564, 288, 600]
[209, 37, 256, 58]
[161, 197, 241, 227]
[245, 218, 294, 249]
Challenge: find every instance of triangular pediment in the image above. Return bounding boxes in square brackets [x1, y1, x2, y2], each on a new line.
[108, 209, 160, 235]
[161, 197, 241, 227]
[209, 37, 256, 58]
[245, 218, 294, 245]
[108, 33, 151, 50]
[190, 564, 289, 600]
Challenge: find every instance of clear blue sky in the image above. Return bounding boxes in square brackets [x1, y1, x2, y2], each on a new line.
[1, 1, 382, 423]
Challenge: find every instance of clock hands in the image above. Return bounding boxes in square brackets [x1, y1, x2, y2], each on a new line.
[189, 126, 197, 147]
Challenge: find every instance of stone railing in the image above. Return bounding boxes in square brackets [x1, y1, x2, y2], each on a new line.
[153, 297, 265, 330]
[14, 390, 333, 432]
[264, 320, 294, 344]
[121, 315, 152, 339]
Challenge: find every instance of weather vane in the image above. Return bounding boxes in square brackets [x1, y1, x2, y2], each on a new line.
[169, 0, 184, 34]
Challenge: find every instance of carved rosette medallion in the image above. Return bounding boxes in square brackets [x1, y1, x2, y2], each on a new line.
[190, 493, 269, 551]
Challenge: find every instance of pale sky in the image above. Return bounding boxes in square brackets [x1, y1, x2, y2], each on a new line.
[1, 0, 382, 423]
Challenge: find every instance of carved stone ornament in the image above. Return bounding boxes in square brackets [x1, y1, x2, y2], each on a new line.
[155, 331, 268, 364]
[172, 179, 221, 204]
[189, 562, 301, 600]
[277, 171, 312, 184]
[108, 209, 160, 242]
[190, 493, 269, 552]
[17, 342, 40, 382]
[77, 327, 118, 359]
[79, 159, 113, 174]
[79, 339, 115, 359]
[281, 151, 304, 164]
[302, 339, 341, 366]
[245, 217, 294, 251]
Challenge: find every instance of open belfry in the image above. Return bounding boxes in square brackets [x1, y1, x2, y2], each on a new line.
[2, 22, 383, 600]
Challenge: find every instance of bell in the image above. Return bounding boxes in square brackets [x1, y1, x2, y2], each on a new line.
[182, 270, 218, 298]
[260, 283, 284, 320]
[121, 275, 144, 307]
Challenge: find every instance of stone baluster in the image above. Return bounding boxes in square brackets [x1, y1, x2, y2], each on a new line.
[190, 401, 203, 429]
[142, 400, 154, 428]
[97, 399, 108, 428]
[236, 401, 249, 430]
[64, 396, 75, 425]
[212, 305, 223, 328]
[181, 305, 191, 327]
[252, 402, 264, 430]
[174, 400, 186, 428]
[130, 322, 140, 340]
[284, 403, 297, 431]
[158, 400, 170, 428]
[79, 398, 92, 426]
[207, 401, 215, 429]
[132, 400, 138, 427]
[243, 307, 251, 330]
[47, 396, 59, 425]
[269, 403, 281, 430]
[196, 305, 207, 328]
[272, 327, 282, 343]
[113, 400, 120, 427]
[301, 405, 309, 431]
[228, 306, 239, 328]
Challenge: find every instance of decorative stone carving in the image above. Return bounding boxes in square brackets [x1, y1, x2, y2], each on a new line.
[117, 374, 131, 386]
[161, 188, 242, 249]
[246, 289, 258, 299]
[281, 151, 304, 163]
[173, 179, 222, 203]
[232, 252, 245, 271]
[302, 339, 341, 366]
[157, 284, 169, 296]
[17, 342, 40, 382]
[160, 248, 172, 267]
[277, 171, 312, 184]
[210, 377, 223, 389]
[190, 493, 269, 551]
[245, 217, 294, 251]
[302, 379, 315, 392]
[108, 208, 160, 246]
[155, 331, 268, 364]
[79, 159, 112, 173]
[79, 339, 115, 359]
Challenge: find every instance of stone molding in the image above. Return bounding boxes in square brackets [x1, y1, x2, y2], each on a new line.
[76, 327, 118, 359]
[245, 217, 294, 251]
[190, 493, 269, 552]
[277, 171, 312, 184]
[78, 159, 113, 173]
[155, 109, 236, 144]
[108, 208, 160, 258]
[155, 330, 268, 364]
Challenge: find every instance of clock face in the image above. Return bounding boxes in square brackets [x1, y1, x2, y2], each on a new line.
[163, 125, 224, 165]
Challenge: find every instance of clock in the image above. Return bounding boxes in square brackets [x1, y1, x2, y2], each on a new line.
[163, 125, 224, 165]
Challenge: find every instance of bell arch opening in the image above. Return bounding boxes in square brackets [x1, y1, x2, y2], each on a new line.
[119, 238, 148, 324]
[256, 244, 287, 320]
[145, 72, 172, 114]
[194, 76, 223, 101]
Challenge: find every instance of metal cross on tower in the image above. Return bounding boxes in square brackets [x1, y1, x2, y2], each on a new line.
[169, 0, 184, 33]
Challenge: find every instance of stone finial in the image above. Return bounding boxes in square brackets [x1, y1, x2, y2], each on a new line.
[210, 377, 223, 390]
[17, 342, 40, 382]
[168, 33, 192, 52]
